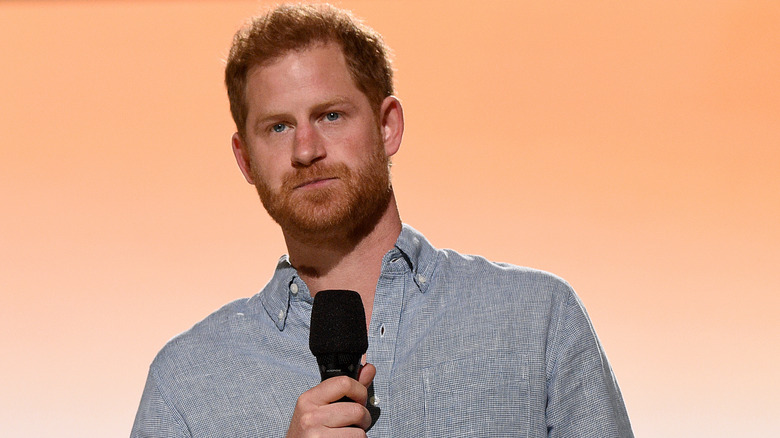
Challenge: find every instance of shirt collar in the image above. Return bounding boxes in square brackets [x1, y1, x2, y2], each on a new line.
[252, 255, 312, 331]
[392, 224, 438, 294]
[255, 223, 439, 330]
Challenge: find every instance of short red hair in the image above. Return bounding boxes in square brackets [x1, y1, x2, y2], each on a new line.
[225, 4, 394, 137]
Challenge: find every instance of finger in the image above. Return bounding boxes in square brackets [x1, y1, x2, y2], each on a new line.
[357, 363, 376, 388]
[322, 401, 372, 431]
[289, 403, 369, 437]
[306, 376, 368, 406]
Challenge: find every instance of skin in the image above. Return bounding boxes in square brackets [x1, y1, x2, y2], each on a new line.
[287, 364, 377, 436]
[230, 42, 404, 436]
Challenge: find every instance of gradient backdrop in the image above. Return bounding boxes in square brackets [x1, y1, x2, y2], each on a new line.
[1, 1, 778, 437]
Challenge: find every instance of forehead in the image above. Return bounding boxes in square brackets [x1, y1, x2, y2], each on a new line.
[244, 42, 365, 114]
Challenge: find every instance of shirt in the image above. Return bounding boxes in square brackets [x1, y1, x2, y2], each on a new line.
[131, 224, 633, 437]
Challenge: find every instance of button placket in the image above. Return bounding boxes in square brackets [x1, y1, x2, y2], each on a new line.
[365, 256, 408, 432]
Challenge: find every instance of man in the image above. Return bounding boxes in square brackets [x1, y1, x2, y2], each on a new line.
[132, 4, 633, 437]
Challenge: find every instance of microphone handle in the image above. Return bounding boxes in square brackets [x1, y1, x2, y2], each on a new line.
[316, 353, 363, 406]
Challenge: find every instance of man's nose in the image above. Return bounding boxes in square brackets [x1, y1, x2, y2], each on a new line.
[291, 123, 326, 167]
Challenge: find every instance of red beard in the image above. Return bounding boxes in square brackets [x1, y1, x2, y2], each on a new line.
[252, 145, 392, 240]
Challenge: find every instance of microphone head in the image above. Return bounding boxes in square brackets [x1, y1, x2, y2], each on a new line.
[309, 289, 368, 356]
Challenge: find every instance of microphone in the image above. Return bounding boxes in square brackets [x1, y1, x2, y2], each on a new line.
[309, 289, 368, 383]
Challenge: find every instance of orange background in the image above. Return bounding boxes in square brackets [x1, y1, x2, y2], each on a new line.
[1, 1, 778, 436]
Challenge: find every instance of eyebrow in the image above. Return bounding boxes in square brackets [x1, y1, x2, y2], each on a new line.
[310, 96, 354, 114]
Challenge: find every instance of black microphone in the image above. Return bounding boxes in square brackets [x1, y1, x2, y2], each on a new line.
[309, 289, 368, 384]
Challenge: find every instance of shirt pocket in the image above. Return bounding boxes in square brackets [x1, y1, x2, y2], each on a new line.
[422, 352, 529, 438]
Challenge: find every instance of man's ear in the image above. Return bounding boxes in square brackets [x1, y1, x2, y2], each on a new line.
[379, 96, 404, 157]
[231, 132, 255, 184]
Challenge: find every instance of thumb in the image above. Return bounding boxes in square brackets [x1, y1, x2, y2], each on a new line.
[358, 362, 376, 388]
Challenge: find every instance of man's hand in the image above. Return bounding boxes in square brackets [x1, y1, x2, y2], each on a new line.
[286, 363, 376, 437]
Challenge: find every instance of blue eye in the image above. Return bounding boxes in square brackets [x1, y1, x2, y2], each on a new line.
[272, 123, 287, 133]
[325, 112, 340, 121]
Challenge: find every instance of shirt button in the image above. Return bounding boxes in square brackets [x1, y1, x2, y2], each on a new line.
[369, 395, 380, 407]
[289, 283, 299, 296]
[417, 274, 427, 284]
[277, 310, 285, 320]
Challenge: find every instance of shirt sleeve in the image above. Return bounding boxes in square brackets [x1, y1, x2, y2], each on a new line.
[545, 291, 634, 438]
[131, 366, 190, 438]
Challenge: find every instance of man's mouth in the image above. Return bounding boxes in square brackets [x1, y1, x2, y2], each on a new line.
[294, 177, 337, 189]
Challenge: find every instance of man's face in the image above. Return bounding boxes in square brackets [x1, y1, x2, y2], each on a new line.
[233, 42, 395, 238]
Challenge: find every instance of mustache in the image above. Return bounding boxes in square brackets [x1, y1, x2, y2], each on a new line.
[282, 163, 352, 190]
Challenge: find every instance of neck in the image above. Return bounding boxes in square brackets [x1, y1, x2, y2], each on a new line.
[282, 193, 402, 325]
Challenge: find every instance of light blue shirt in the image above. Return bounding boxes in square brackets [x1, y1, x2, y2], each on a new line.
[132, 224, 633, 437]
